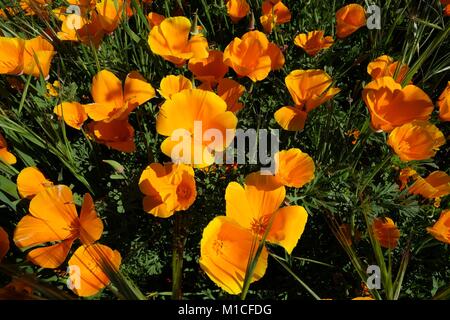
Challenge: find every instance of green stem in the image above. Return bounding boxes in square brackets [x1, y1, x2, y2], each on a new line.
[172, 213, 186, 300]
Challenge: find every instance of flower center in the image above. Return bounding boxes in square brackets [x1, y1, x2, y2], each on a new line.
[250, 215, 271, 237]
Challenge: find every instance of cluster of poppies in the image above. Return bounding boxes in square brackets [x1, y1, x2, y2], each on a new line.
[0, 0, 450, 299]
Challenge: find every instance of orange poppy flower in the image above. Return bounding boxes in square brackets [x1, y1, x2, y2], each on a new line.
[387, 121, 445, 161]
[362, 77, 434, 132]
[367, 55, 409, 83]
[54, 102, 88, 130]
[274, 148, 315, 188]
[158, 74, 192, 100]
[156, 89, 238, 168]
[0, 37, 25, 75]
[17, 167, 53, 199]
[85, 70, 155, 122]
[148, 16, 209, 65]
[200, 172, 308, 294]
[372, 217, 400, 249]
[335, 4, 366, 38]
[0, 133, 16, 165]
[427, 209, 450, 244]
[294, 31, 334, 56]
[440, 0, 450, 16]
[260, 0, 291, 34]
[226, 0, 250, 23]
[96, 0, 133, 33]
[217, 78, 245, 113]
[0, 227, 9, 261]
[437, 81, 450, 121]
[408, 171, 450, 199]
[87, 119, 136, 153]
[138, 163, 197, 218]
[22, 36, 56, 79]
[274, 69, 340, 131]
[68, 244, 121, 297]
[147, 12, 165, 29]
[223, 30, 285, 82]
[14, 185, 104, 268]
[188, 50, 229, 86]
[57, 11, 106, 48]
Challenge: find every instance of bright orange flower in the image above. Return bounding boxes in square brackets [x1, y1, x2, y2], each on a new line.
[372, 217, 400, 249]
[147, 12, 165, 29]
[14, 185, 104, 268]
[260, 0, 291, 34]
[437, 81, 450, 121]
[23, 36, 56, 79]
[440, 0, 450, 16]
[54, 102, 88, 130]
[0, 133, 16, 165]
[367, 55, 409, 83]
[156, 89, 238, 168]
[188, 50, 229, 86]
[275, 69, 340, 131]
[17, 167, 53, 199]
[223, 30, 284, 82]
[148, 16, 209, 65]
[294, 31, 334, 56]
[85, 70, 155, 122]
[57, 11, 105, 48]
[217, 78, 245, 113]
[427, 210, 450, 244]
[96, 0, 133, 33]
[362, 77, 434, 132]
[200, 172, 308, 294]
[68, 244, 121, 297]
[226, 0, 250, 23]
[274, 148, 315, 188]
[158, 74, 192, 100]
[387, 121, 445, 161]
[335, 4, 366, 38]
[139, 163, 197, 218]
[0, 227, 9, 261]
[87, 119, 136, 152]
[0, 37, 25, 75]
[408, 171, 450, 199]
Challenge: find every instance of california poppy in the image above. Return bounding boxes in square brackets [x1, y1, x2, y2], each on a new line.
[408, 171, 450, 199]
[85, 70, 155, 122]
[226, 0, 250, 23]
[0, 227, 9, 261]
[200, 172, 308, 294]
[0, 133, 16, 165]
[260, 0, 291, 34]
[14, 185, 104, 268]
[223, 30, 284, 82]
[148, 16, 209, 65]
[0, 37, 24, 75]
[362, 77, 434, 132]
[156, 89, 238, 168]
[372, 217, 400, 249]
[17, 167, 53, 199]
[217, 78, 245, 113]
[335, 4, 366, 38]
[138, 163, 197, 218]
[387, 121, 445, 161]
[275, 69, 340, 131]
[158, 74, 192, 100]
[68, 243, 121, 297]
[367, 55, 409, 83]
[147, 12, 165, 29]
[437, 81, 450, 121]
[427, 210, 450, 244]
[57, 11, 105, 48]
[87, 119, 136, 152]
[274, 148, 315, 188]
[54, 102, 88, 130]
[23, 36, 56, 79]
[96, 0, 133, 33]
[294, 31, 334, 56]
[188, 50, 229, 86]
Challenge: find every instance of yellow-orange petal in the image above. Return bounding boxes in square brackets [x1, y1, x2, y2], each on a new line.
[274, 106, 308, 131]
[27, 237, 75, 268]
[274, 148, 315, 188]
[226, 0, 250, 23]
[54, 102, 88, 129]
[438, 81, 450, 122]
[427, 209, 450, 244]
[188, 50, 229, 85]
[91, 69, 124, 107]
[199, 216, 268, 295]
[17, 167, 52, 199]
[336, 4, 366, 38]
[22, 36, 55, 79]
[147, 12, 165, 28]
[87, 119, 135, 152]
[372, 217, 400, 249]
[217, 78, 245, 113]
[79, 193, 103, 245]
[123, 71, 156, 109]
[0, 37, 25, 75]
[158, 75, 192, 100]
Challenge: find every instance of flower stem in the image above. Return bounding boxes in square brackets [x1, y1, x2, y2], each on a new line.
[172, 213, 186, 300]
